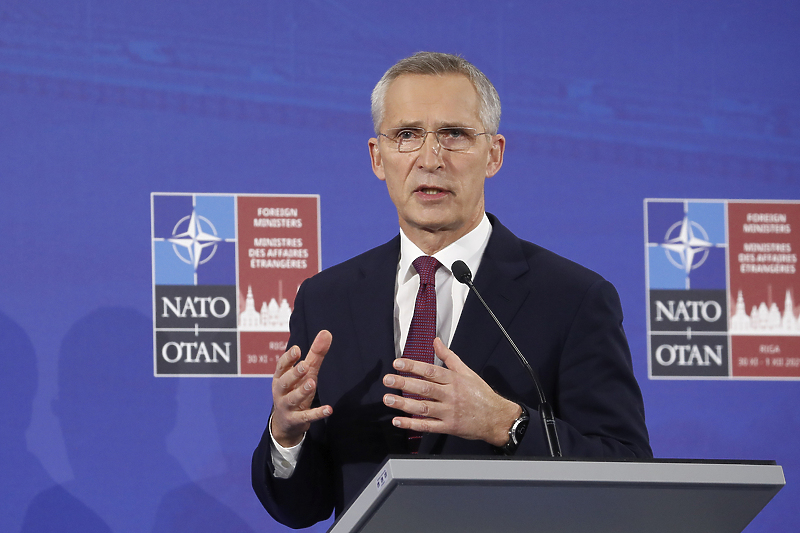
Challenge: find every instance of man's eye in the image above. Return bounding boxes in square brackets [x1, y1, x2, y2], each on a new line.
[440, 128, 468, 139]
[394, 129, 421, 141]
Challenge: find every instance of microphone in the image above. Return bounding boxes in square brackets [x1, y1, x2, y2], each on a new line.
[451, 260, 562, 458]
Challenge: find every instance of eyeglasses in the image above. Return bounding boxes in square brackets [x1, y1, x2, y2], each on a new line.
[378, 127, 491, 153]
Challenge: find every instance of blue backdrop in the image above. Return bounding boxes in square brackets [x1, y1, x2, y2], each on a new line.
[1, 1, 798, 531]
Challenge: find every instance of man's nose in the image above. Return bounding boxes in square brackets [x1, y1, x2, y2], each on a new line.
[421, 131, 441, 153]
[417, 131, 442, 167]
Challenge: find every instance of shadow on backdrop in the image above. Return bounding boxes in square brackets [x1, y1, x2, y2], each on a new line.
[150, 377, 265, 533]
[211, 377, 333, 531]
[203, 368, 334, 531]
[20, 307, 250, 532]
[0, 311, 55, 532]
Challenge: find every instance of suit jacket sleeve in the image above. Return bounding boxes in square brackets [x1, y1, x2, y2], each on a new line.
[251, 280, 336, 529]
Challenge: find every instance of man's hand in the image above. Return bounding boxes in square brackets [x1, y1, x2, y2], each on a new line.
[382, 337, 521, 447]
[270, 330, 333, 448]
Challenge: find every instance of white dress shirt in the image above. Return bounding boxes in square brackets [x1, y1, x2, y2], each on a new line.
[270, 214, 493, 478]
[394, 214, 492, 360]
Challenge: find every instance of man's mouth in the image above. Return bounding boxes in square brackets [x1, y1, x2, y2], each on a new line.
[416, 187, 447, 195]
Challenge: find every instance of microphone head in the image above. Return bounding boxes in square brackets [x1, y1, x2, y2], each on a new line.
[451, 260, 472, 284]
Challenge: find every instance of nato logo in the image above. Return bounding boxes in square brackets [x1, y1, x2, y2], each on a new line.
[152, 194, 238, 376]
[645, 200, 729, 378]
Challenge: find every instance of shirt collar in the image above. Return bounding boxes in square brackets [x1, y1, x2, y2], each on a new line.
[399, 213, 492, 282]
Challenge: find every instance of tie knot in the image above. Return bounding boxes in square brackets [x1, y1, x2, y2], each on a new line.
[412, 256, 441, 286]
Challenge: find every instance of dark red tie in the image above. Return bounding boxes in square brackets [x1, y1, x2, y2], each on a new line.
[402, 256, 441, 452]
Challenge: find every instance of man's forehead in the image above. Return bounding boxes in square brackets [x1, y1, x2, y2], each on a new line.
[382, 73, 482, 127]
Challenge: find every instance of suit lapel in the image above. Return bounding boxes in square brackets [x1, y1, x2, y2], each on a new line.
[346, 237, 400, 400]
[345, 237, 411, 453]
[449, 216, 530, 375]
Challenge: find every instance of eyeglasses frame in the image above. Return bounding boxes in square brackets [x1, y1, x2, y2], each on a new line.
[377, 127, 493, 153]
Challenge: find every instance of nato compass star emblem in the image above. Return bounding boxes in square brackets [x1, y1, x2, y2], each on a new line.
[646, 200, 726, 291]
[661, 216, 712, 276]
[168, 210, 222, 270]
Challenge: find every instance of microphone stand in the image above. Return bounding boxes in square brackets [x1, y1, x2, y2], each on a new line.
[452, 260, 562, 458]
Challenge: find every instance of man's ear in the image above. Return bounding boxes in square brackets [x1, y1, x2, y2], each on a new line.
[485, 134, 505, 179]
[369, 138, 386, 181]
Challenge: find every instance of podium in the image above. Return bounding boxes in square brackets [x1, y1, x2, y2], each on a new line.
[328, 456, 784, 533]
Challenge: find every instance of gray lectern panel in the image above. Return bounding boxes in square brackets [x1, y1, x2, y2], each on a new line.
[328, 458, 785, 533]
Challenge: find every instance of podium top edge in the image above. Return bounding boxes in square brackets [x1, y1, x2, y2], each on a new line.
[379, 456, 786, 487]
[384, 455, 779, 467]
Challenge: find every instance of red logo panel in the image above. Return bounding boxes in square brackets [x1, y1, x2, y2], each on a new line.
[728, 203, 799, 378]
[236, 196, 320, 375]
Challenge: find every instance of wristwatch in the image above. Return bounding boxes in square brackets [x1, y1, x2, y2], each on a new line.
[501, 404, 530, 456]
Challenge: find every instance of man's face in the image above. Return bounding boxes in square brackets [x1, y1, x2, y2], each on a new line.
[369, 74, 504, 248]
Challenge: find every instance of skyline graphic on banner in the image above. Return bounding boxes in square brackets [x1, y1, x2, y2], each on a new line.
[645, 199, 800, 380]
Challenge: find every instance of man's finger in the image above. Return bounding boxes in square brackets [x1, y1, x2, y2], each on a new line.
[390, 414, 443, 434]
[281, 376, 319, 410]
[383, 393, 444, 419]
[287, 404, 333, 425]
[304, 329, 332, 371]
[274, 345, 300, 380]
[273, 347, 313, 396]
[273, 348, 308, 396]
[274, 330, 332, 396]
[383, 373, 441, 400]
[391, 357, 451, 384]
[271, 404, 334, 447]
[433, 337, 473, 375]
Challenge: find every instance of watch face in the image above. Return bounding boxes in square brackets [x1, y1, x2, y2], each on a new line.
[513, 416, 529, 445]
[504, 406, 530, 454]
[509, 419, 522, 445]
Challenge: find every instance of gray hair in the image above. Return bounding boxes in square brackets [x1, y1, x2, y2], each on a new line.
[370, 52, 501, 135]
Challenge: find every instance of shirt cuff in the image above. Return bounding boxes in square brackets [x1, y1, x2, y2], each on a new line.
[268, 414, 305, 479]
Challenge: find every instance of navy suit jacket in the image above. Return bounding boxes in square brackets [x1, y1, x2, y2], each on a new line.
[252, 215, 651, 528]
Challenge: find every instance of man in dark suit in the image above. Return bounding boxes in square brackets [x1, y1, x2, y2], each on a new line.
[252, 52, 651, 528]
